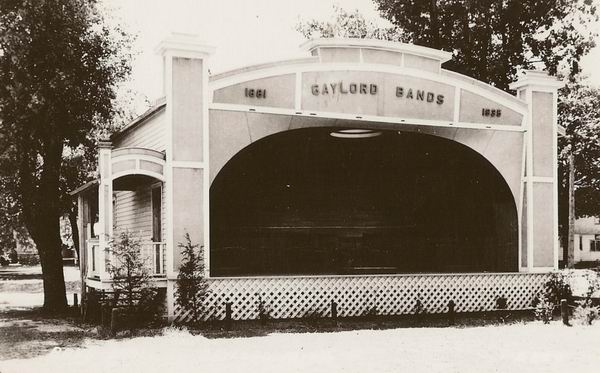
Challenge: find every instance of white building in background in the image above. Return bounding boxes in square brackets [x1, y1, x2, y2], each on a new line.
[574, 217, 600, 264]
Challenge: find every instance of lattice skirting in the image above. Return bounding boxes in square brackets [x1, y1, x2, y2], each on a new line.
[173, 273, 551, 322]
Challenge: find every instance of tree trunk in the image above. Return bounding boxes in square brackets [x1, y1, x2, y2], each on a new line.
[567, 153, 575, 268]
[21, 138, 68, 313]
[37, 228, 68, 312]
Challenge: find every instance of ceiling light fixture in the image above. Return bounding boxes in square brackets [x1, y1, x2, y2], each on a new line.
[330, 129, 383, 139]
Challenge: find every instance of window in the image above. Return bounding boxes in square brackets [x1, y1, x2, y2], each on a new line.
[87, 189, 99, 238]
[591, 235, 600, 252]
[151, 186, 162, 242]
[151, 186, 163, 274]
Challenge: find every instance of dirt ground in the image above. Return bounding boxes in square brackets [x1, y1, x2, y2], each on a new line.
[0, 310, 90, 360]
[0, 303, 538, 361]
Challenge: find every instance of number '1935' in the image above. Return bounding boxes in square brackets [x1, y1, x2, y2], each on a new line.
[481, 108, 502, 117]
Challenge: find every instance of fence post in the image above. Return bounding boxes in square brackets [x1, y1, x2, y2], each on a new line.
[225, 301, 233, 328]
[448, 300, 456, 326]
[560, 299, 571, 326]
[331, 300, 337, 319]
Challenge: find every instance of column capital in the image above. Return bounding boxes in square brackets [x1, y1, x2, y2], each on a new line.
[509, 70, 564, 92]
[155, 33, 216, 59]
[98, 140, 113, 150]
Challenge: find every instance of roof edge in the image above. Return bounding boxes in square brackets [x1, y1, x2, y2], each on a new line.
[111, 97, 167, 141]
[300, 38, 453, 63]
[69, 179, 99, 196]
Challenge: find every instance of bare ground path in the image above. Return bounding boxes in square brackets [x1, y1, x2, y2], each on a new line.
[0, 321, 598, 373]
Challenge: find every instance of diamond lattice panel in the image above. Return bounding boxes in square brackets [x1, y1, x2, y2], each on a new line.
[173, 273, 551, 322]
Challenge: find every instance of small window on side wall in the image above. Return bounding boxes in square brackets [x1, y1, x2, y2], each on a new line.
[591, 235, 600, 252]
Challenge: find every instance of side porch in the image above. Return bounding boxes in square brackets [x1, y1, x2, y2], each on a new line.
[71, 145, 168, 290]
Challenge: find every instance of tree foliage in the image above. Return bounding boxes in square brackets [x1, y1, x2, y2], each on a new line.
[375, 0, 598, 91]
[175, 233, 208, 324]
[107, 231, 158, 319]
[299, 2, 598, 91]
[296, 6, 406, 42]
[0, 0, 132, 311]
[557, 82, 600, 246]
[107, 231, 152, 308]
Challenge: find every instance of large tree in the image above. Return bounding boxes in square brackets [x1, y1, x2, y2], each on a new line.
[0, 0, 132, 312]
[375, 0, 598, 90]
[558, 82, 600, 263]
[299, 1, 598, 91]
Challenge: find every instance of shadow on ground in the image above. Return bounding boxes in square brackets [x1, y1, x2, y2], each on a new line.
[0, 308, 537, 361]
[191, 310, 536, 339]
[0, 309, 91, 360]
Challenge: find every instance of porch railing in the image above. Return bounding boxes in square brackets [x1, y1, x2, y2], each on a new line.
[140, 242, 167, 276]
[86, 240, 166, 279]
[87, 238, 101, 278]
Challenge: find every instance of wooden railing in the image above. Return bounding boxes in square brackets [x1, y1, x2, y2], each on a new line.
[140, 242, 166, 276]
[87, 239, 101, 278]
[85, 240, 166, 279]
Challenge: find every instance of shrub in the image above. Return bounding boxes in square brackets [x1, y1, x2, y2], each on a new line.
[18, 253, 40, 266]
[533, 272, 575, 324]
[413, 298, 425, 315]
[573, 271, 600, 325]
[107, 231, 159, 325]
[534, 296, 554, 324]
[573, 305, 599, 325]
[8, 249, 18, 263]
[256, 294, 271, 322]
[175, 233, 209, 324]
[544, 272, 573, 307]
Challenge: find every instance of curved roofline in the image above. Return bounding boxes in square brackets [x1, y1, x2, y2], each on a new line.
[210, 57, 318, 81]
[301, 38, 453, 63]
[440, 69, 527, 109]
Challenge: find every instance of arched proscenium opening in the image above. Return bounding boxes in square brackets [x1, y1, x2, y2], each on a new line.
[210, 128, 518, 276]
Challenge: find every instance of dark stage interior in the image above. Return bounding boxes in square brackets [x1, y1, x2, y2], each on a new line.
[210, 128, 518, 276]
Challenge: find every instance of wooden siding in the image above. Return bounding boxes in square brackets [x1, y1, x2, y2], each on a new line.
[113, 183, 165, 243]
[113, 110, 166, 152]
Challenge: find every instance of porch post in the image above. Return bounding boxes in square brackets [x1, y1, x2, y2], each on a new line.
[510, 71, 563, 272]
[97, 140, 113, 279]
[156, 34, 215, 321]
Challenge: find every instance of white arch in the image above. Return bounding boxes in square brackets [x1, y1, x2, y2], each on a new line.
[111, 169, 165, 183]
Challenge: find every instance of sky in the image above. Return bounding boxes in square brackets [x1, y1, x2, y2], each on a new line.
[104, 0, 600, 111]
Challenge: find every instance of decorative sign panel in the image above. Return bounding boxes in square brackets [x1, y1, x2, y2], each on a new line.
[460, 90, 523, 126]
[213, 70, 523, 127]
[301, 71, 455, 122]
[213, 74, 296, 109]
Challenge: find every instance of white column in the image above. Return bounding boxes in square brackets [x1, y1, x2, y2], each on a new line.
[97, 140, 113, 279]
[510, 70, 563, 272]
[155, 33, 215, 321]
